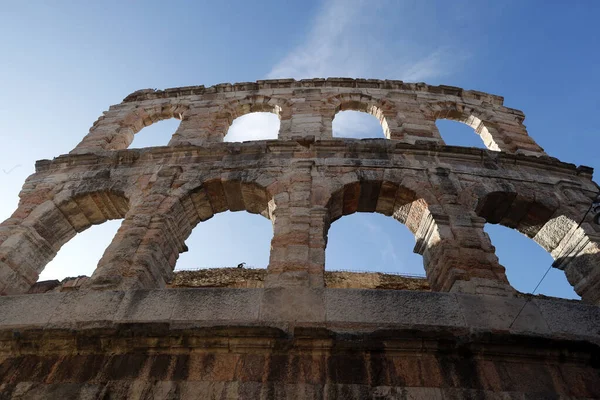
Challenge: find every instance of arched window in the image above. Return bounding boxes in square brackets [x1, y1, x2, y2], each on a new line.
[224, 112, 280, 142]
[326, 212, 424, 276]
[129, 118, 182, 148]
[332, 110, 386, 139]
[38, 219, 123, 281]
[175, 211, 272, 271]
[436, 119, 487, 149]
[485, 224, 580, 299]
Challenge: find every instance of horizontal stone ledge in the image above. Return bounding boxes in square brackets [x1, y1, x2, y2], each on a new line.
[120, 78, 505, 105]
[35, 140, 588, 176]
[0, 288, 598, 345]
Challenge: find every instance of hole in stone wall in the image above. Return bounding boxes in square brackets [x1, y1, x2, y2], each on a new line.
[485, 224, 580, 299]
[224, 112, 280, 142]
[38, 219, 123, 282]
[325, 213, 425, 276]
[332, 111, 386, 139]
[436, 119, 486, 148]
[175, 211, 272, 270]
[129, 118, 182, 148]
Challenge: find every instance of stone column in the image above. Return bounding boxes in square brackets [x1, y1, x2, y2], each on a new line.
[265, 161, 326, 288]
[536, 215, 600, 305]
[0, 225, 55, 295]
[168, 104, 230, 146]
[283, 91, 330, 141]
[485, 117, 546, 156]
[416, 211, 512, 295]
[89, 194, 192, 290]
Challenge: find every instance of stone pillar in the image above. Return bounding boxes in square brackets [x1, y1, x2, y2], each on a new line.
[265, 161, 326, 288]
[388, 101, 444, 144]
[89, 194, 192, 290]
[284, 92, 331, 140]
[536, 216, 600, 305]
[485, 118, 546, 156]
[0, 225, 55, 295]
[168, 104, 230, 146]
[416, 211, 512, 295]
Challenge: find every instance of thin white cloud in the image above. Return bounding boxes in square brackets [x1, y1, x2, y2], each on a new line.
[267, 0, 469, 82]
[360, 217, 399, 265]
[234, 0, 471, 143]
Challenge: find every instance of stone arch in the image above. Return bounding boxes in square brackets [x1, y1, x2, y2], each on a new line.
[221, 95, 292, 141]
[169, 95, 293, 146]
[321, 175, 508, 292]
[224, 95, 289, 121]
[72, 102, 190, 153]
[423, 101, 504, 151]
[475, 189, 600, 303]
[0, 189, 129, 294]
[89, 176, 274, 290]
[112, 103, 189, 149]
[323, 93, 399, 139]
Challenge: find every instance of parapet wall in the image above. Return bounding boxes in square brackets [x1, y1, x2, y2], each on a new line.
[0, 288, 599, 398]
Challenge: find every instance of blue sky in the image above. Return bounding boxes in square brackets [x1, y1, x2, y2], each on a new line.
[1, 1, 599, 298]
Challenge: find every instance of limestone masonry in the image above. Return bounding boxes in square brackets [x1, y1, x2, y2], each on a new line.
[0, 78, 599, 398]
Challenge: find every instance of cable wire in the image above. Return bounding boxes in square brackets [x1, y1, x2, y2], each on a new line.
[508, 196, 597, 328]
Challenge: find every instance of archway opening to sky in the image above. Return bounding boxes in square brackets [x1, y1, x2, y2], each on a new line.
[175, 211, 272, 271]
[485, 223, 580, 299]
[129, 118, 182, 148]
[224, 112, 280, 142]
[332, 111, 386, 139]
[37, 219, 123, 282]
[325, 212, 425, 276]
[436, 119, 486, 149]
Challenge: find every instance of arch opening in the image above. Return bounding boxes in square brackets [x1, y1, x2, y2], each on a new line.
[332, 110, 387, 139]
[430, 104, 501, 151]
[485, 223, 580, 299]
[38, 219, 123, 282]
[1, 190, 130, 290]
[129, 118, 182, 148]
[158, 179, 274, 274]
[325, 212, 425, 276]
[436, 119, 487, 149]
[325, 180, 434, 281]
[224, 112, 280, 142]
[175, 210, 272, 272]
[475, 190, 590, 299]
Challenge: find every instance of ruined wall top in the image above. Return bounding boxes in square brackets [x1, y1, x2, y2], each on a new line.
[72, 77, 542, 157]
[121, 78, 506, 106]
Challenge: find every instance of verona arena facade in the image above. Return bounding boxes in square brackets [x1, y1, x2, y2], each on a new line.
[0, 78, 599, 398]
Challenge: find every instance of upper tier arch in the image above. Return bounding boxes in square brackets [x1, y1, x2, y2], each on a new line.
[70, 78, 545, 156]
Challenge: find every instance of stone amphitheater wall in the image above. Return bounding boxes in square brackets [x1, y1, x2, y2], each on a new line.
[0, 79, 599, 399]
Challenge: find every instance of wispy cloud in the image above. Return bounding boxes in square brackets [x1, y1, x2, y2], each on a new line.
[268, 0, 469, 82]
[233, 0, 471, 141]
[360, 217, 399, 265]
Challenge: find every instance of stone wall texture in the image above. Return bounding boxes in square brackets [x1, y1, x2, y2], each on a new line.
[0, 78, 599, 399]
